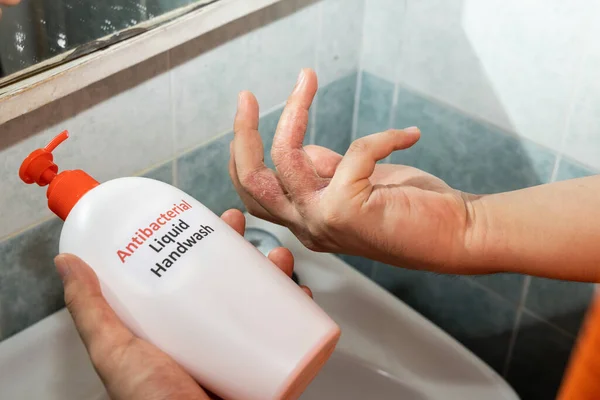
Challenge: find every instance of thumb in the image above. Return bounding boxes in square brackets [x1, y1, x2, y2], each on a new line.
[331, 127, 420, 191]
[54, 254, 135, 375]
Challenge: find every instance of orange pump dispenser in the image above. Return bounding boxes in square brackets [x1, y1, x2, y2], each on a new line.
[19, 130, 99, 220]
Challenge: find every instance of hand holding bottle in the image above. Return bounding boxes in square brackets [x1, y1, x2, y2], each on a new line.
[54, 209, 310, 400]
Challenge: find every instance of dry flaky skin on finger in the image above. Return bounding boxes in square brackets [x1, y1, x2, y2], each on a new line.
[231, 92, 294, 223]
[231, 68, 476, 273]
[270, 70, 329, 202]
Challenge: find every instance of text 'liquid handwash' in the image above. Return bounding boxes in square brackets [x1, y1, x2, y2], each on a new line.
[19, 131, 341, 400]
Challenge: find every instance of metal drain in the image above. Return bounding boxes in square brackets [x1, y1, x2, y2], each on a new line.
[244, 228, 282, 256]
[244, 227, 300, 285]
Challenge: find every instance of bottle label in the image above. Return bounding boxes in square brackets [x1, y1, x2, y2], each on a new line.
[115, 199, 216, 279]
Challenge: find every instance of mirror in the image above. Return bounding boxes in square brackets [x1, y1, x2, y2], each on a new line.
[0, 0, 216, 84]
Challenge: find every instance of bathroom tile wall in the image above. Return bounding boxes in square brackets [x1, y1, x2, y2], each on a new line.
[346, 0, 600, 397]
[2, 1, 599, 398]
[391, 0, 600, 167]
[360, 0, 600, 172]
[350, 71, 599, 399]
[0, 0, 364, 341]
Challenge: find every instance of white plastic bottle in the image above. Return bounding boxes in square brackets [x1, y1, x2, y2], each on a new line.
[19, 131, 341, 400]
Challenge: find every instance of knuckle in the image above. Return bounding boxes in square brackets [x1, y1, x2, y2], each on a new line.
[270, 141, 285, 160]
[294, 230, 322, 252]
[238, 167, 262, 189]
[321, 203, 344, 228]
[63, 286, 82, 320]
[349, 138, 368, 154]
[88, 337, 124, 372]
[302, 239, 321, 252]
[300, 212, 339, 250]
[88, 341, 110, 369]
[383, 129, 397, 137]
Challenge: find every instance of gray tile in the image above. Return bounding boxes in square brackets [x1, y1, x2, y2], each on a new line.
[391, 86, 556, 194]
[142, 161, 174, 185]
[314, 73, 358, 155]
[469, 274, 525, 304]
[259, 108, 284, 170]
[318, 0, 364, 85]
[526, 278, 594, 336]
[507, 313, 574, 400]
[177, 133, 244, 216]
[373, 262, 516, 373]
[169, 22, 245, 152]
[0, 218, 64, 340]
[0, 53, 173, 239]
[356, 72, 394, 138]
[562, 20, 600, 171]
[336, 254, 374, 277]
[555, 157, 597, 181]
[360, 0, 405, 82]
[398, 0, 587, 152]
[241, 1, 318, 111]
[171, 0, 318, 152]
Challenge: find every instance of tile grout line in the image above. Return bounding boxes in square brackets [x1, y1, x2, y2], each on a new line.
[1, 123, 244, 245]
[463, 276, 519, 306]
[502, 275, 531, 377]
[308, 2, 323, 146]
[369, 260, 380, 281]
[521, 308, 577, 340]
[350, 72, 363, 143]
[549, 154, 562, 184]
[466, 275, 577, 340]
[386, 0, 408, 164]
[176, 128, 233, 158]
[385, 82, 400, 163]
[350, 0, 368, 142]
[395, 78, 598, 174]
[167, 50, 179, 188]
[174, 100, 289, 164]
[393, 80, 573, 164]
[0, 112, 278, 245]
[551, 5, 597, 184]
[260, 100, 286, 119]
[0, 215, 57, 244]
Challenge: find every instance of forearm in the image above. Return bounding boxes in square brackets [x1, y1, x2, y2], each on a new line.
[466, 175, 600, 281]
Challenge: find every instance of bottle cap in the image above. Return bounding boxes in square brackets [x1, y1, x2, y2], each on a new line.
[19, 131, 99, 220]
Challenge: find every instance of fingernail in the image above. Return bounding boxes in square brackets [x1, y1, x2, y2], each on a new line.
[404, 126, 420, 135]
[54, 255, 71, 280]
[293, 69, 306, 94]
[237, 92, 244, 108]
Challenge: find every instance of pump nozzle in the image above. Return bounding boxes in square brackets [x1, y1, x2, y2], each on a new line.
[19, 130, 70, 186]
[18, 130, 99, 220]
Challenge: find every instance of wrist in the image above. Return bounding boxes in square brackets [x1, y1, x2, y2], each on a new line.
[454, 192, 499, 274]
[459, 193, 509, 274]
